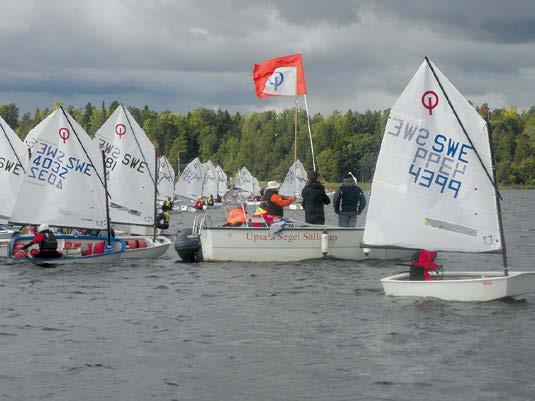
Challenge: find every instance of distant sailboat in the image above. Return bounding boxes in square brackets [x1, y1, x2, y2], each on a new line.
[215, 165, 228, 197]
[280, 159, 307, 199]
[363, 58, 535, 301]
[175, 157, 203, 201]
[157, 155, 175, 201]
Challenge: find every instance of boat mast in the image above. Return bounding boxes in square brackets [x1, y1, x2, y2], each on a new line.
[153, 154, 158, 241]
[101, 150, 112, 246]
[294, 96, 298, 198]
[484, 106, 508, 275]
[425, 57, 508, 276]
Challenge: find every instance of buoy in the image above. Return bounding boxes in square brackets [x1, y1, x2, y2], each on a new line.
[321, 230, 328, 257]
[363, 248, 371, 256]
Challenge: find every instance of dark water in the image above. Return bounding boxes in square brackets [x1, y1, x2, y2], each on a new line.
[1, 190, 534, 401]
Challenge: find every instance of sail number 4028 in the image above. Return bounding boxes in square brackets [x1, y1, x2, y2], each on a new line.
[409, 163, 461, 199]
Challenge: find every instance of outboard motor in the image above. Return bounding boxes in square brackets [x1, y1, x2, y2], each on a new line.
[174, 228, 202, 262]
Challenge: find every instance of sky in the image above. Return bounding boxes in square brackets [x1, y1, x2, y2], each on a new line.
[1, 0, 535, 115]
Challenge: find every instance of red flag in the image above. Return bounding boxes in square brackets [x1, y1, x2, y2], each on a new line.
[253, 53, 307, 99]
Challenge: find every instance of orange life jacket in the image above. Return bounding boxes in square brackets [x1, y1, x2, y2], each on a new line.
[227, 208, 247, 226]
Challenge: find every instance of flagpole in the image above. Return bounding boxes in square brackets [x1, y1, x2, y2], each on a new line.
[303, 94, 316, 172]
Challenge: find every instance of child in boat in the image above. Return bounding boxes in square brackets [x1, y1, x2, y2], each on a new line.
[20, 224, 63, 259]
[410, 250, 438, 280]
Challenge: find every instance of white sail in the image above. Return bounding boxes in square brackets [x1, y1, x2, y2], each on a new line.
[94, 104, 156, 226]
[215, 165, 228, 197]
[0, 117, 28, 223]
[10, 107, 107, 229]
[235, 167, 256, 196]
[363, 60, 500, 253]
[252, 176, 261, 196]
[279, 159, 308, 198]
[175, 157, 203, 200]
[157, 155, 175, 201]
[201, 160, 218, 198]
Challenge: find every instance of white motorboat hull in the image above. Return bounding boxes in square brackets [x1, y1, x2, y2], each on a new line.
[381, 271, 535, 301]
[120, 235, 172, 259]
[0, 229, 15, 240]
[0, 238, 9, 257]
[200, 226, 412, 262]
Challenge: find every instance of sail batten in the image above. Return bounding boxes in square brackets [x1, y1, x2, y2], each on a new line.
[362, 60, 501, 253]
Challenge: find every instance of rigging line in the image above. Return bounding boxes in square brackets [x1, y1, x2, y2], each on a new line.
[121, 104, 156, 185]
[0, 120, 26, 174]
[424, 57, 502, 200]
[60, 106, 106, 191]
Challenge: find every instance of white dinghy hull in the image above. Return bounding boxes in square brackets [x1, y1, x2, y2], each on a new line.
[200, 226, 412, 262]
[382, 271, 535, 302]
[120, 235, 172, 259]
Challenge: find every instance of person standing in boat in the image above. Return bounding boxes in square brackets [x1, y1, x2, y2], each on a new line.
[301, 171, 331, 224]
[263, 181, 293, 219]
[333, 173, 367, 227]
[207, 195, 215, 206]
[410, 250, 438, 281]
[162, 196, 174, 212]
[20, 224, 63, 259]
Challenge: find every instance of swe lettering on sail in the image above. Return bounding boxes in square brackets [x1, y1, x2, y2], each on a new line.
[27, 141, 95, 191]
[98, 138, 147, 174]
[387, 117, 472, 199]
[0, 157, 23, 176]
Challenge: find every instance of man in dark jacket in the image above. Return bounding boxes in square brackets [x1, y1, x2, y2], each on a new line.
[301, 171, 330, 224]
[333, 174, 367, 227]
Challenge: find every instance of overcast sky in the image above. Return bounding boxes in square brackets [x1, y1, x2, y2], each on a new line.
[1, 0, 535, 115]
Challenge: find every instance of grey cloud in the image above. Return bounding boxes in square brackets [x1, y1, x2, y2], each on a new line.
[0, 0, 534, 116]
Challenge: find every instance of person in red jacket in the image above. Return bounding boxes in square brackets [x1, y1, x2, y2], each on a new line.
[21, 224, 63, 259]
[410, 250, 438, 281]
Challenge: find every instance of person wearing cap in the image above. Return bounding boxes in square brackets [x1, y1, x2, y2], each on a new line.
[301, 171, 330, 224]
[333, 173, 367, 227]
[20, 223, 63, 258]
[263, 181, 293, 219]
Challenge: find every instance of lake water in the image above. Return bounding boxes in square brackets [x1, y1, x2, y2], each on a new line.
[1, 190, 534, 400]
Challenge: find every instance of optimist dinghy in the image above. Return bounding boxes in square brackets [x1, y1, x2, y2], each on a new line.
[10, 234, 125, 265]
[95, 104, 171, 259]
[8, 106, 126, 264]
[362, 58, 535, 301]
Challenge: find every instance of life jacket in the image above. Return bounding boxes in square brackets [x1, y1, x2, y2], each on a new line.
[162, 200, 172, 211]
[193, 199, 203, 209]
[263, 189, 283, 217]
[207, 197, 214, 206]
[39, 230, 58, 251]
[226, 208, 247, 226]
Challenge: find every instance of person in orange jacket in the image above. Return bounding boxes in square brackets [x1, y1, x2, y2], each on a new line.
[263, 181, 293, 219]
[410, 250, 438, 281]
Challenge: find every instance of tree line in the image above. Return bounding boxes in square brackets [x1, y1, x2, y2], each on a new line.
[1, 101, 534, 186]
